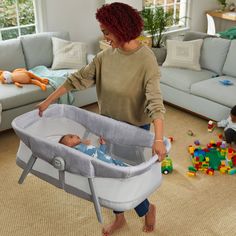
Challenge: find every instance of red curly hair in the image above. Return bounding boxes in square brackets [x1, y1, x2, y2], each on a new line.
[96, 2, 143, 43]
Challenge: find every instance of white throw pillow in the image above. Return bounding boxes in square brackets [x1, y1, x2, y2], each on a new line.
[162, 39, 203, 71]
[51, 37, 87, 70]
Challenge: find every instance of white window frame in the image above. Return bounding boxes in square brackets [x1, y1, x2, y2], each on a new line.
[143, 0, 191, 33]
[0, 0, 46, 40]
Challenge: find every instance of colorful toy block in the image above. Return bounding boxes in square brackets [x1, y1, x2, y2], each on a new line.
[228, 168, 236, 175]
[207, 120, 215, 132]
[187, 139, 236, 176]
[206, 168, 214, 175]
[194, 140, 200, 146]
[187, 171, 196, 177]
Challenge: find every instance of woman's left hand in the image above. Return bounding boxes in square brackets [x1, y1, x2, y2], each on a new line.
[152, 141, 166, 162]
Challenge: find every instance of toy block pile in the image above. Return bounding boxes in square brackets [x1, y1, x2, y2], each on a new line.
[187, 140, 236, 176]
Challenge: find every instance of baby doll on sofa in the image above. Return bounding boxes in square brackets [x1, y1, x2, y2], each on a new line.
[0, 68, 48, 90]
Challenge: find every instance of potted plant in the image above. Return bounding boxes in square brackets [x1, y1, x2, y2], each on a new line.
[216, 0, 227, 11]
[141, 7, 176, 65]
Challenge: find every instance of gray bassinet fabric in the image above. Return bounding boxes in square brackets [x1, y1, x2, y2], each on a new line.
[12, 104, 170, 178]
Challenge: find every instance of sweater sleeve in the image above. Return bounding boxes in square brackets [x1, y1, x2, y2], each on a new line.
[63, 56, 98, 91]
[144, 57, 165, 121]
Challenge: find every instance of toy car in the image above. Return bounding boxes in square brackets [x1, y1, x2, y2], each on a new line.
[161, 157, 173, 175]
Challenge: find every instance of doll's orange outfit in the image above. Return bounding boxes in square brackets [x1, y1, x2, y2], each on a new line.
[0, 68, 48, 91]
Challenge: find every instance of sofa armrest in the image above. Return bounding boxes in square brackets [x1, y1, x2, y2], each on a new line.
[87, 54, 95, 64]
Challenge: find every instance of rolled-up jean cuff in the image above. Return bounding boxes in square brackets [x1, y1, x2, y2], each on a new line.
[113, 199, 150, 217]
[134, 199, 150, 217]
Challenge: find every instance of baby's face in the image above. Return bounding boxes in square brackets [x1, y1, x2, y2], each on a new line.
[231, 114, 236, 123]
[63, 134, 81, 147]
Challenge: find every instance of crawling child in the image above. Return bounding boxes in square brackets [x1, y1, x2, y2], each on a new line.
[59, 134, 127, 167]
[217, 105, 236, 146]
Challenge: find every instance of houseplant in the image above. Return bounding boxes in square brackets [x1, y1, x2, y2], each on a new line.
[216, 0, 227, 11]
[141, 7, 175, 64]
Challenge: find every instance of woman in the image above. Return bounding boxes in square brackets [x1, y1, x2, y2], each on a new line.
[38, 2, 166, 235]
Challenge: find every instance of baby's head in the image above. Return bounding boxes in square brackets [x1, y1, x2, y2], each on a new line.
[59, 134, 81, 147]
[231, 105, 236, 123]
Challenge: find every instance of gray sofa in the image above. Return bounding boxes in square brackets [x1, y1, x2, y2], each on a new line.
[0, 32, 97, 132]
[160, 31, 236, 121]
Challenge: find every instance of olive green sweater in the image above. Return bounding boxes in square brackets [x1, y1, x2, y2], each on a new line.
[63, 45, 165, 126]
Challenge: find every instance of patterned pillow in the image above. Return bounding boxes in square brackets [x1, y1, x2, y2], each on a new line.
[51, 37, 87, 70]
[162, 39, 203, 71]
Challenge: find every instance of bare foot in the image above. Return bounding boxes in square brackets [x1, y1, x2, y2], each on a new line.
[143, 203, 156, 233]
[102, 213, 126, 236]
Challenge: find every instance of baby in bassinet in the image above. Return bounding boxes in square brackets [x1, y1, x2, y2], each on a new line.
[59, 134, 128, 167]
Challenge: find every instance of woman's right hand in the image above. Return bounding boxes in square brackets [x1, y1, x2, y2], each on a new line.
[37, 85, 68, 117]
[37, 99, 51, 117]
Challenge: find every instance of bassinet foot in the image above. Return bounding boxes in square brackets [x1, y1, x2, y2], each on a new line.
[18, 155, 37, 184]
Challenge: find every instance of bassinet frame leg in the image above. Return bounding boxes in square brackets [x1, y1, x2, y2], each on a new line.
[88, 178, 103, 224]
[18, 155, 37, 184]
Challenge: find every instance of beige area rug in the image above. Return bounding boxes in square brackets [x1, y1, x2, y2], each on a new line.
[0, 104, 236, 236]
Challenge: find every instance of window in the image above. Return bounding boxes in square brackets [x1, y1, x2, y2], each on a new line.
[0, 0, 37, 40]
[143, 0, 189, 31]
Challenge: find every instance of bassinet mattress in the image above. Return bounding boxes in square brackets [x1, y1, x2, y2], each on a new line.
[12, 104, 171, 220]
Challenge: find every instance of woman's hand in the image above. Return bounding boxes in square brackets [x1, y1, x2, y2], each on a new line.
[37, 85, 68, 117]
[37, 100, 51, 117]
[152, 140, 166, 162]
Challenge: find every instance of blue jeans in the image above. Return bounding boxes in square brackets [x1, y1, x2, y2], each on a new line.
[114, 123, 150, 217]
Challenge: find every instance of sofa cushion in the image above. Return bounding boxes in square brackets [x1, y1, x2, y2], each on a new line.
[222, 40, 236, 78]
[20, 32, 70, 69]
[0, 84, 53, 111]
[191, 76, 236, 108]
[200, 37, 231, 75]
[0, 38, 26, 71]
[160, 67, 217, 92]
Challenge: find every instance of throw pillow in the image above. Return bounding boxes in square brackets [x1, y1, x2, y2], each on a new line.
[51, 37, 87, 70]
[162, 39, 203, 71]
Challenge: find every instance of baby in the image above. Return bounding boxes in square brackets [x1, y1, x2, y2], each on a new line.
[217, 105, 236, 146]
[59, 134, 127, 167]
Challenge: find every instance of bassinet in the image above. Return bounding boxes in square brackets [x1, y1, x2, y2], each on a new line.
[12, 104, 171, 223]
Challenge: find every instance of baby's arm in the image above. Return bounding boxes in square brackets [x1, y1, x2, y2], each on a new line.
[99, 137, 107, 153]
[217, 119, 229, 128]
[81, 139, 91, 145]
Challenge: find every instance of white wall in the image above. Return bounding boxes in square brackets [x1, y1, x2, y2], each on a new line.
[189, 0, 236, 33]
[42, 0, 104, 54]
[41, 0, 236, 53]
[189, 0, 219, 32]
